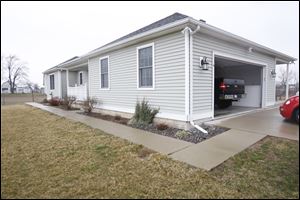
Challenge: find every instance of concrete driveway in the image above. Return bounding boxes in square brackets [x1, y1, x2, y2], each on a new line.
[208, 107, 299, 141]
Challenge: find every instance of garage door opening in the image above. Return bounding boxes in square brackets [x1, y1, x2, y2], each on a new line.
[214, 55, 264, 118]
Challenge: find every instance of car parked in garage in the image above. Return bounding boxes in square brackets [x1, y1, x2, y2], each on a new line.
[214, 77, 245, 109]
[279, 94, 299, 123]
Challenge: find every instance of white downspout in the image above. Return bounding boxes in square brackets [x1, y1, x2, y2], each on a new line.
[191, 25, 200, 35]
[190, 121, 208, 134]
[182, 26, 192, 122]
[182, 25, 208, 134]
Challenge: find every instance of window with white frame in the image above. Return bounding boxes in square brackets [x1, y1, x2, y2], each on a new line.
[79, 72, 83, 85]
[50, 74, 55, 90]
[100, 57, 109, 88]
[138, 44, 153, 88]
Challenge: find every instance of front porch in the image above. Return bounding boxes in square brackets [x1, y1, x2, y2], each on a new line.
[67, 64, 89, 101]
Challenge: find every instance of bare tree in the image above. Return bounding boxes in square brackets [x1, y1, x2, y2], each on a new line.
[2, 55, 28, 93]
[33, 83, 40, 93]
[277, 68, 294, 87]
[1, 55, 5, 84]
[26, 81, 35, 102]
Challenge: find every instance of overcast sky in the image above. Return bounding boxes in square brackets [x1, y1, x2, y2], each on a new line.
[1, 1, 299, 86]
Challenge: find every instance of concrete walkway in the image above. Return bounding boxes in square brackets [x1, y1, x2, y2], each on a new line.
[26, 102, 265, 170]
[208, 107, 299, 141]
[170, 129, 265, 170]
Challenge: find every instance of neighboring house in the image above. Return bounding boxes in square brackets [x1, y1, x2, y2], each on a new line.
[1, 81, 16, 93]
[16, 86, 32, 94]
[1, 81, 33, 94]
[43, 12, 296, 127]
[1, 81, 11, 93]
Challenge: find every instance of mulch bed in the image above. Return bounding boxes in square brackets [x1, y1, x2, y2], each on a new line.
[40, 102, 80, 111]
[80, 112, 130, 125]
[130, 123, 229, 144]
[78, 111, 229, 144]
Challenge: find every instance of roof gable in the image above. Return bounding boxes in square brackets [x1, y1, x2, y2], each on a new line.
[90, 12, 188, 53]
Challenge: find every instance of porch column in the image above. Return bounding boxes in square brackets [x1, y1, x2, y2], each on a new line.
[66, 69, 69, 96]
[58, 70, 62, 98]
[286, 63, 289, 100]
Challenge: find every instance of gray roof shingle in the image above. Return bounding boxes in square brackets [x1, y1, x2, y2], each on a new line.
[90, 12, 189, 53]
[44, 56, 79, 73]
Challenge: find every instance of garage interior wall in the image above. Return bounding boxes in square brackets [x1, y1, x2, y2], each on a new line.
[215, 64, 262, 107]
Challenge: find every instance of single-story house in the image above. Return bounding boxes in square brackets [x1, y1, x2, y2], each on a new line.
[43, 12, 296, 127]
[1, 81, 31, 94]
[1, 81, 15, 93]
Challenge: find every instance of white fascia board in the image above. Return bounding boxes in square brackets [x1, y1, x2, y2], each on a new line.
[49, 16, 296, 70]
[189, 18, 297, 62]
[59, 17, 297, 67]
[43, 67, 64, 74]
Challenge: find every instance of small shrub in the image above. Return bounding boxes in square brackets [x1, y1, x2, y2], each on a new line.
[49, 97, 60, 106]
[61, 96, 76, 110]
[119, 118, 129, 125]
[132, 99, 159, 125]
[175, 130, 191, 139]
[82, 97, 98, 113]
[114, 115, 121, 121]
[41, 98, 48, 103]
[102, 114, 111, 120]
[156, 123, 169, 131]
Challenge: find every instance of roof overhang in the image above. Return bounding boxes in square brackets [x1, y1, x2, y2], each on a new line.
[189, 18, 297, 64]
[58, 17, 296, 68]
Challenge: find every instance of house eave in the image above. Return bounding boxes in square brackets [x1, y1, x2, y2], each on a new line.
[189, 18, 297, 63]
[56, 16, 296, 68]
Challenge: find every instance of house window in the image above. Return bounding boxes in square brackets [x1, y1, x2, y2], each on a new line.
[50, 74, 55, 90]
[79, 72, 83, 85]
[138, 44, 154, 88]
[100, 57, 109, 88]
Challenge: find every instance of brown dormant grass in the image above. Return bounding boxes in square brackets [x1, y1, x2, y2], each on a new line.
[1, 105, 298, 199]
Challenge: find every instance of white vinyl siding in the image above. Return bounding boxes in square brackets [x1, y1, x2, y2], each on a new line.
[192, 32, 276, 118]
[100, 57, 109, 89]
[88, 32, 185, 120]
[45, 71, 60, 99]
[137, 44, 154, 88]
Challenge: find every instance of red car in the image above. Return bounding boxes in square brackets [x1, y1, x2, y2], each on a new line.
[280, 94, 299, 123]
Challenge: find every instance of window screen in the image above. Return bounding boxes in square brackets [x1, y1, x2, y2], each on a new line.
[100, 58, 108, 88]
[50, 74, 55, 90]
[79, 72, 83, 85]
[138, 46, 152, 87]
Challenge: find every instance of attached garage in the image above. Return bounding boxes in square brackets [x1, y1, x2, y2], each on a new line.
[213, 54, 266, 117]
[191, 21, 296, 123]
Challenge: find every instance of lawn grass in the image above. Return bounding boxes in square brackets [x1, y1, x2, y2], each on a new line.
[1, 105, 299, 199]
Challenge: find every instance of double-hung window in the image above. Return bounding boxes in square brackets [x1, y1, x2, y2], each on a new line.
[79, 72, 83, 85]
[138, 44, 154, 88]
[100, 57, 109, 89]
[50, 74, 55, 90]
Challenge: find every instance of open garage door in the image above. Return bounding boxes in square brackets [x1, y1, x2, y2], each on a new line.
[214, 55, 265, 117]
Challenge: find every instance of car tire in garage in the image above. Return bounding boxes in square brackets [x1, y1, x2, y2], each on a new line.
[217, 100, 232, 109]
